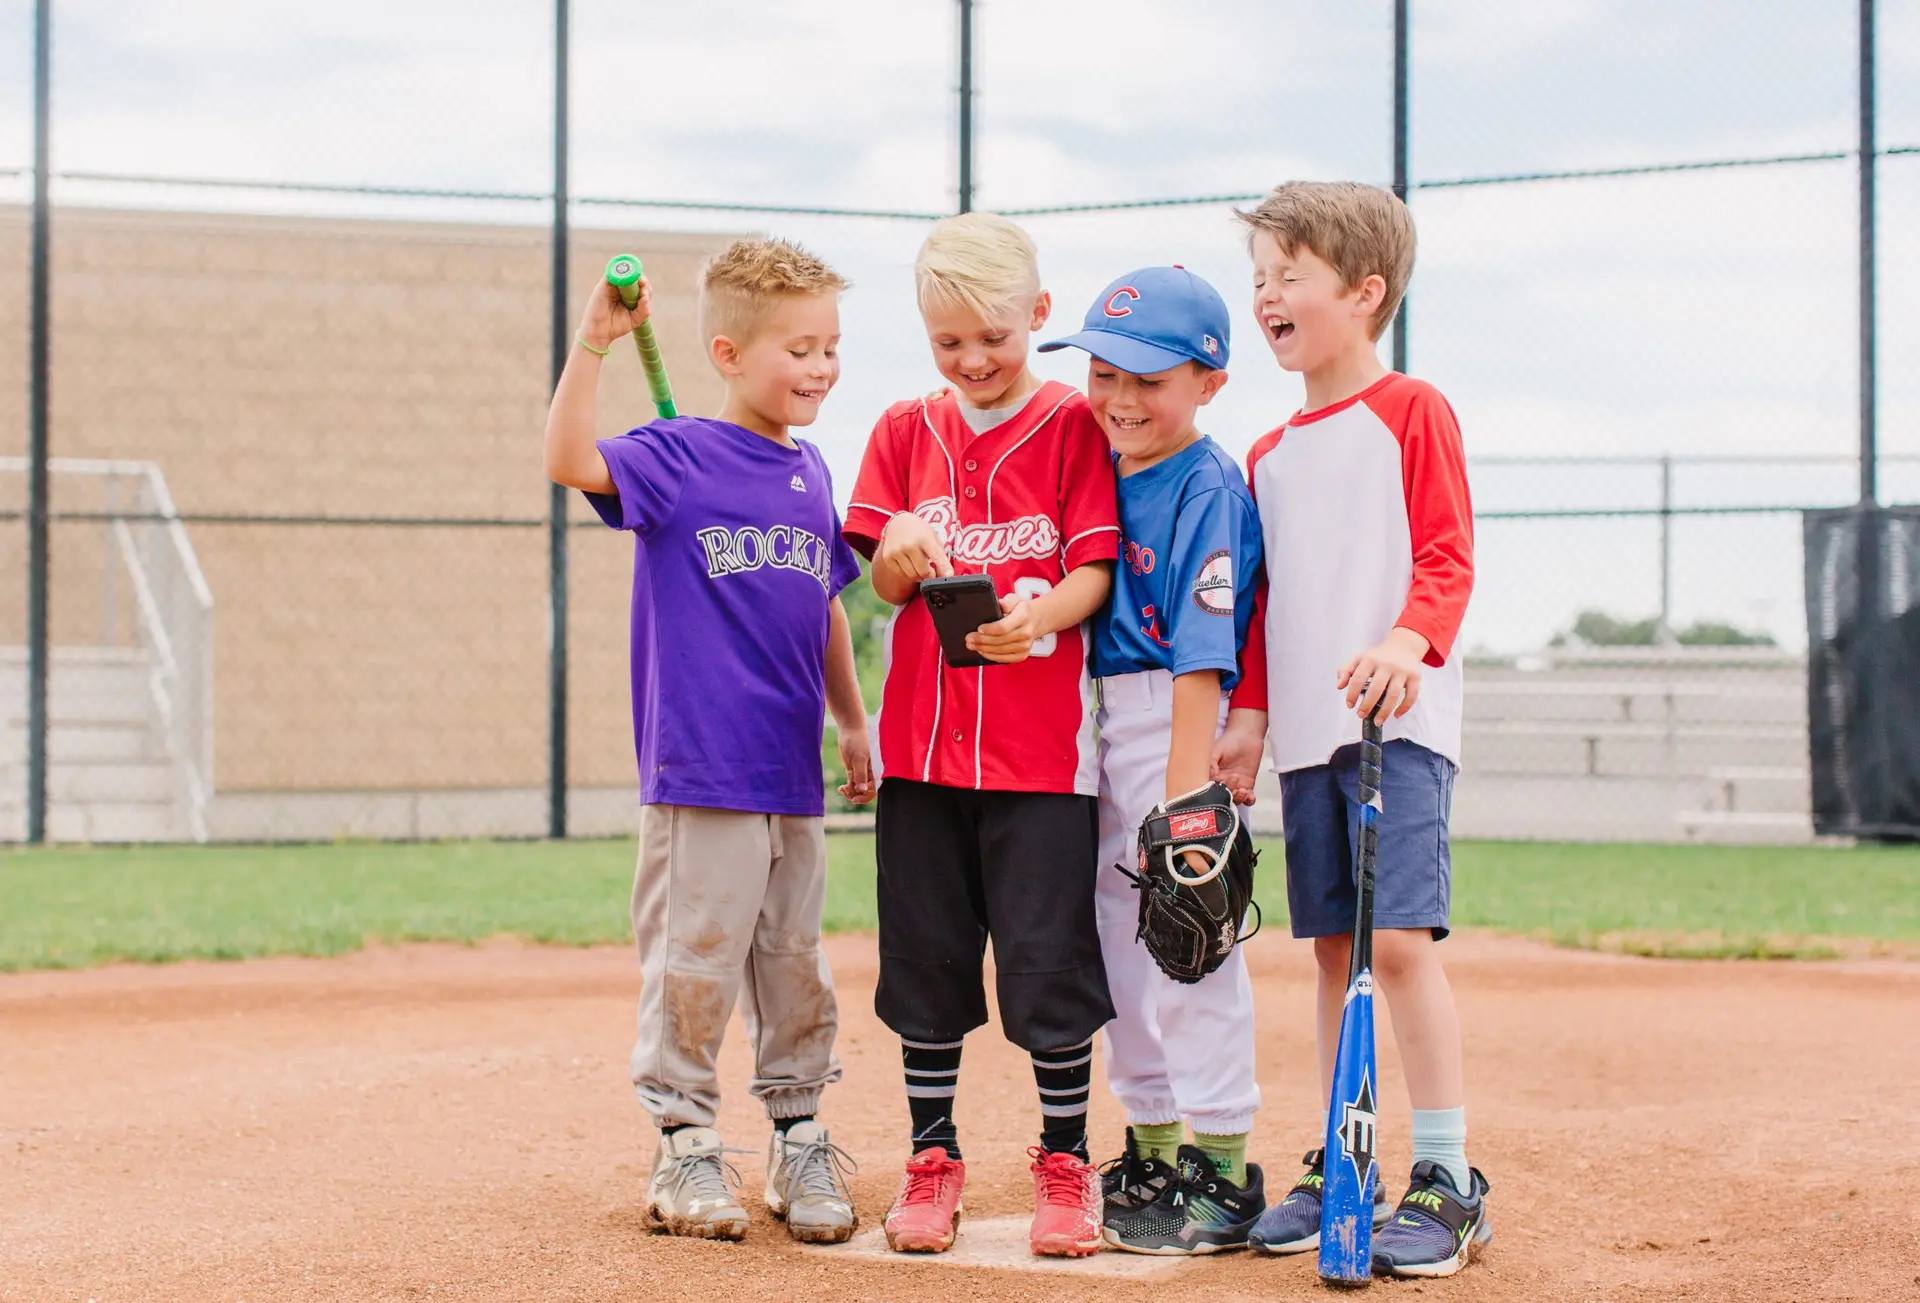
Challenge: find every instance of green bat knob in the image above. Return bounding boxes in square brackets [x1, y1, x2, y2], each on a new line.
[606, 254, 644, 309]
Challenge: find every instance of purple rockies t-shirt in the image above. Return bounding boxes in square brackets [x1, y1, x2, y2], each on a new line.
[587, 416, 862, 817]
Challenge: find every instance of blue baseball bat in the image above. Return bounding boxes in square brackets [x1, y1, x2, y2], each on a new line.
[1319, 708, 1385, 1287]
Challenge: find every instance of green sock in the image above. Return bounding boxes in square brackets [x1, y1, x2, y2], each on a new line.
[1131, 1121, 1184, 1162]
[1193, 1131, 1249, 1187]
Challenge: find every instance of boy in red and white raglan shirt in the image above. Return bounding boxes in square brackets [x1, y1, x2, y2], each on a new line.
[843, 213, 1119, 1260]
[1209, 182, 1491, 1280]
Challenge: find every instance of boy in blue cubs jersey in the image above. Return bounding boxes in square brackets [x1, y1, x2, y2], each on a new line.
[1038, 266, 1266, 1254]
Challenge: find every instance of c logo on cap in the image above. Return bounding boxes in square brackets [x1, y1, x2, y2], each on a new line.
[1103, 286, 1140, 318]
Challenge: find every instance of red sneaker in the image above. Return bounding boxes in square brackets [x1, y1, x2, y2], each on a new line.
[883, 1148, 966, 1253]
[1028, 1146, 1103, 1257]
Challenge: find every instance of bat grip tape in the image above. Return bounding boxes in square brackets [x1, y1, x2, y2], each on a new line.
[633, 325, 677, 416]
[1358, 718, 1385, 810]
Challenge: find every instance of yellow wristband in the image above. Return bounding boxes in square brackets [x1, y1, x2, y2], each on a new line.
[575, 332, 611, 357]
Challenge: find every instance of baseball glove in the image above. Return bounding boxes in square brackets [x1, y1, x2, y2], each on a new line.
[1117, 780, 1260, 985]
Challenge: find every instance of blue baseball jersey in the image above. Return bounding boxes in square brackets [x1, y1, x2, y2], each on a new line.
[1090, 436, 1264, 687]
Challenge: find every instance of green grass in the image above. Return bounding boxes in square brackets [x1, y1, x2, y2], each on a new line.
[1438, 840, 1920, 959]
[0, 836, 1915, 972]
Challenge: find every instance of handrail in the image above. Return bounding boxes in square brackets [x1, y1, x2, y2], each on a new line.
[1, 457, 213, 840]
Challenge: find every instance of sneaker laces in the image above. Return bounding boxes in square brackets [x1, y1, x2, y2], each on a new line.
[1098, 1149, 1159, 1201]
[1029, 1147, 1092, 1207]
[897, 1150, 963, 1206]
[781, 1133, 858, 1202]
[664, 1144, 749, 1206]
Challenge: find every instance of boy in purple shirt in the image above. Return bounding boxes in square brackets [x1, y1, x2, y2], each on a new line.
[544, 238, 873, 1244]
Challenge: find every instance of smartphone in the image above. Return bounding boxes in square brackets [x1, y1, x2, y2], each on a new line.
[920, 574, 1003, 669]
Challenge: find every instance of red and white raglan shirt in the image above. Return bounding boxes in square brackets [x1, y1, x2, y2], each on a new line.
[1231, 373, 1474, 772]
[844, 381, 1121, 795]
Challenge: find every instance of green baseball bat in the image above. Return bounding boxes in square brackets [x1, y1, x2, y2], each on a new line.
[604, 254, 678, 418]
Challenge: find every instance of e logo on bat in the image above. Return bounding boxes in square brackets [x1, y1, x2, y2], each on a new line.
[1337, 1068, 1378, 1183]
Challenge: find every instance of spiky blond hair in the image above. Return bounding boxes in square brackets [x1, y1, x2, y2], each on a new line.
[697, 237, 848, 345]
[1235, 181, 1416, 341]
[914, 212, 1042, 320]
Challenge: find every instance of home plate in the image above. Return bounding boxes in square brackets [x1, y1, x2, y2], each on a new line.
[833, 1216, 1185, 1277]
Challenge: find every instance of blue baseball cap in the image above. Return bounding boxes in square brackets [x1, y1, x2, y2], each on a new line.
[1039, 265, 1230, 373]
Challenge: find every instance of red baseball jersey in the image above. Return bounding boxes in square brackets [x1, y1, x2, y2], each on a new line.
[844, 381, 1121, 794]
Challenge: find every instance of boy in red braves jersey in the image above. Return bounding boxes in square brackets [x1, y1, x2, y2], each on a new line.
[843, 213, 1120, 1259]
[1211, 182, 1489, 1279]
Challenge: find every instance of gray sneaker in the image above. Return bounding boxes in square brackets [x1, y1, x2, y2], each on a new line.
[647, 1126, 750, 1240]
[764, 1121, 859, 1244]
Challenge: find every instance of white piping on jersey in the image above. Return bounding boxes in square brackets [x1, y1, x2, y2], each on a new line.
[872, 599, 898, 785]
[921, 654, 942, 784]
[848, 499, 895, 519]
[917, 398, 961, 503]
[1063, 523, 1121, 562]
[974, 666, 985, 789]
[984, 388, 1073, 522]
[915, 398, 959, 784]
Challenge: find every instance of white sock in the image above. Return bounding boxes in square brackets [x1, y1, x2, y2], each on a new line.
[1409, 1106, 1470, 1197]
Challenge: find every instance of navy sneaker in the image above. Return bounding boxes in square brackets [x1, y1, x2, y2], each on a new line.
[1371, 1160, 1492, 1278]
[1249, 1148, 1389, 1255]
[1099, 1127, 1176, 1225]
[1103, 1145, 1265, 1255]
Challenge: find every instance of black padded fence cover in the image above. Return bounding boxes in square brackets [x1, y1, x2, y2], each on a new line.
[1804, 506, 1920, 840]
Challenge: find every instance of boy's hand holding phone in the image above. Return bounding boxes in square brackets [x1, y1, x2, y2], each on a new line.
[966, 594, 1042, 664]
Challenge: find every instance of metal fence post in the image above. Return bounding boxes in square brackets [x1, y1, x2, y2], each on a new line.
[1391, 0, 1410, 374]
[547, 0, 570, 839]
[25, 0, 53, 845]
[1657, 454, 1674, 645]
[1854, 0, 1882, 659]
[1858, 0, 1877, 510]
[957, 0, 975, 214]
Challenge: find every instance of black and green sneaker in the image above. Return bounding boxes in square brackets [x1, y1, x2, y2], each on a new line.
[1099, 1127, 1176, 1225]
[1249, 1148, 1390, 1255]
[1371, 1160, 1492, 1278]
[1102, 1144, 1265, 1255]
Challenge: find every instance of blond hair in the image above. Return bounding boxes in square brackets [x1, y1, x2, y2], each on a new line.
[914, 212, 1041, 319]
[697, 237, 848, 345]
[1235, 182, 1415, 341]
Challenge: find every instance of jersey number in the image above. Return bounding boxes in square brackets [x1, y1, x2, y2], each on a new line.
[1013, 577, 1057, 658]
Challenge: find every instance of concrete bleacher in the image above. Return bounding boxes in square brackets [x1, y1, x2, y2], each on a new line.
[1244, 647, 1814, 844]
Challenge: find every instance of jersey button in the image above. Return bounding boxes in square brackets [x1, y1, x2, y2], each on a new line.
[964, 458, 978, 471]
[963, 486, 977, 499]
[951, 729, 964, 743]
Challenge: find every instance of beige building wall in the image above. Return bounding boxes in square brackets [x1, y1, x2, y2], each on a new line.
[0, 205, 735, 797]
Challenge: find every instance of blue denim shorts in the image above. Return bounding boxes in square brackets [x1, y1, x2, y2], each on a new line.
[1278, 738, 1457, 940]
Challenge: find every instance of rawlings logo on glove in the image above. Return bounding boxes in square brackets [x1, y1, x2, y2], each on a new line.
[1115, 780, 1260, 984]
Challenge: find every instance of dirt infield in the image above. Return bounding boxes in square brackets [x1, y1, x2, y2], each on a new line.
[4, 933, 1917, 1302]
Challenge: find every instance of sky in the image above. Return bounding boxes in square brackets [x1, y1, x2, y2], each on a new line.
[1, 0, 1918, 649]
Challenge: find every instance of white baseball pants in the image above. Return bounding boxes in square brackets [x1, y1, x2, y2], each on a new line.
[1095, 669, 1262, 1136]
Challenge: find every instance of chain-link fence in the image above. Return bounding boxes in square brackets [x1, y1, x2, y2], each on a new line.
[3, 1, 1916, 843]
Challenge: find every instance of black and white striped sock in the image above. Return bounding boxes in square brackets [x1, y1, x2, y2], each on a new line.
[1032, 1038, 1094, 1160]
[902, 1037, 963, 1159]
